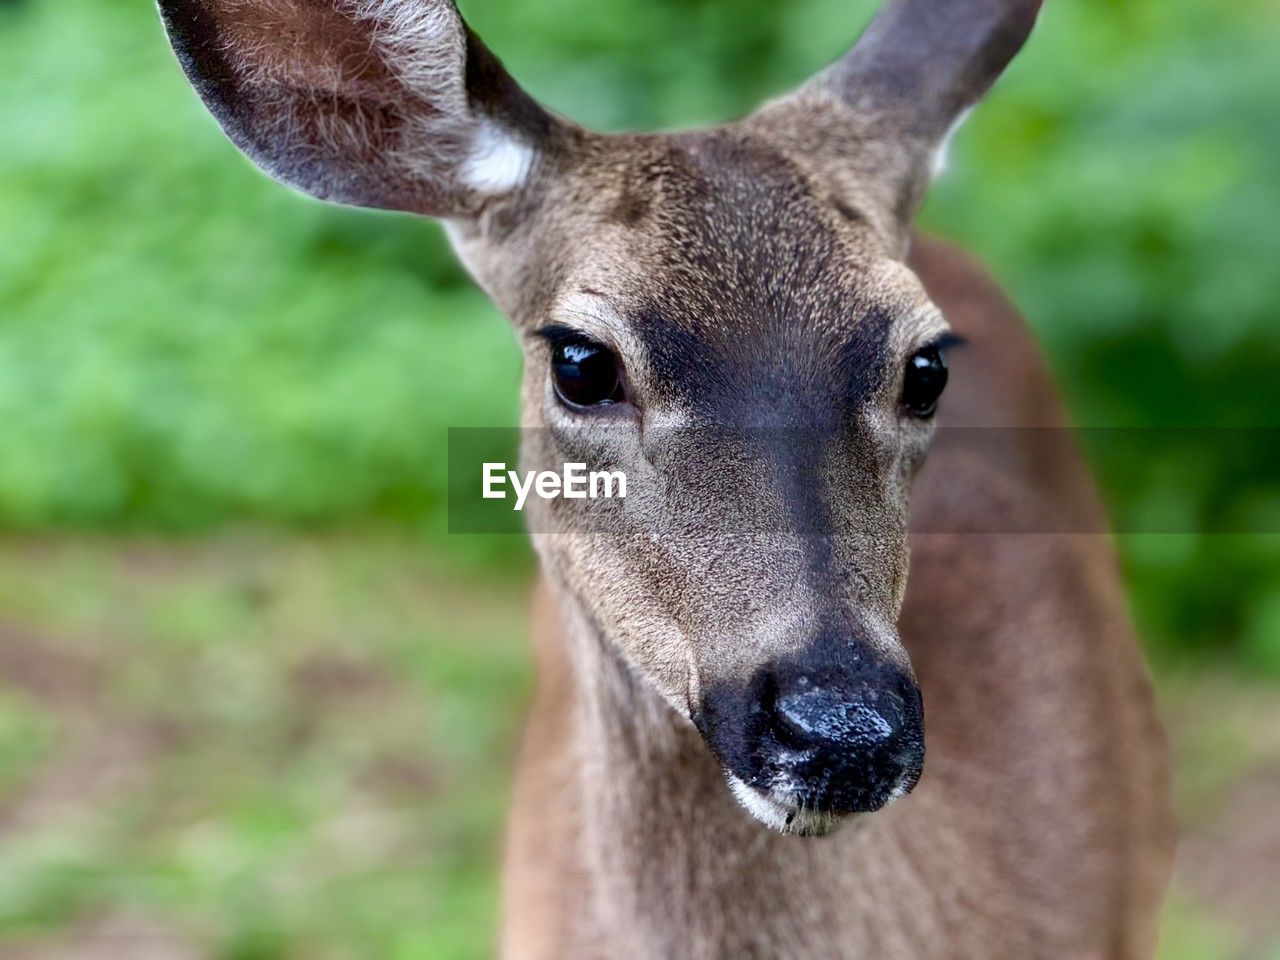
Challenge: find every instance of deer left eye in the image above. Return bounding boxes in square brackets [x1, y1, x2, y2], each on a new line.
[551, 337, 625, 408]
[902, 345, 948, 417]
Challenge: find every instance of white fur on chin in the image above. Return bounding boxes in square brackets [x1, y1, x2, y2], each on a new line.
[726, 774, 847, 837]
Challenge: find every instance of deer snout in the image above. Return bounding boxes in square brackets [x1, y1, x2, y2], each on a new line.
[699, 647, 926, 833]
[755, 660, 924, 815]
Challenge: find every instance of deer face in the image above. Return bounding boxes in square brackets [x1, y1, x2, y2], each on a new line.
[501, 133, 949, 832]
[158, 0, 1039, 834]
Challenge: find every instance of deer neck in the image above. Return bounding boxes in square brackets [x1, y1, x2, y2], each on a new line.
[550, 590, 862, 956]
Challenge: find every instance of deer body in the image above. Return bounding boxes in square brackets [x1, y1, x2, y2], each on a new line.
[156, 0, 1176, 955]
[503, 237, 1174, 959]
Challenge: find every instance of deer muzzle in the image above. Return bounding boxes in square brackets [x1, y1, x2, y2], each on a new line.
[699, 646, 925, 836]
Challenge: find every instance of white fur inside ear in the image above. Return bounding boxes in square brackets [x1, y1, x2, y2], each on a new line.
[931, 106, 974, 179]
[462, 120, 535, 194]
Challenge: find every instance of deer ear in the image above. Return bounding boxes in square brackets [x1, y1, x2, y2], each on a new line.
[754, 0, 1040, 239]
[822, 0, 1041, 146]
[157, 0, 561, 218]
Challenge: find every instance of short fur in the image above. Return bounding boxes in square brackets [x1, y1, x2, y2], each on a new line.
[155, 0, 1176, 956]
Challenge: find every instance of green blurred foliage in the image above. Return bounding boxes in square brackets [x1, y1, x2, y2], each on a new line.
[1, 0, 1278, 668]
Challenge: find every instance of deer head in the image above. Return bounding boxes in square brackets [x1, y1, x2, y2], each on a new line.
[158, 0, 1041, 835]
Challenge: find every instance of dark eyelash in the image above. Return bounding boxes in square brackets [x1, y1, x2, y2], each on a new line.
[930, 332, 967, 352]
[533, 323, 590, 346]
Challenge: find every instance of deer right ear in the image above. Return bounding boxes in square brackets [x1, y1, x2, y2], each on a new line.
[751, 0, 1041, 250]
[157, 0, 563, 218]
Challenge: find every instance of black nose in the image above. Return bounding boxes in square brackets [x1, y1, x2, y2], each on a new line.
[760, 661, 924, 813]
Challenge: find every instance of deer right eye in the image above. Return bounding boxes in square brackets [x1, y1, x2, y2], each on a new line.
[551, 337, 625, 408]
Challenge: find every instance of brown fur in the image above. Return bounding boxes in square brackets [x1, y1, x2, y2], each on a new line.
[502, 237, 1176, 957]
[156, 1, 1176, 956]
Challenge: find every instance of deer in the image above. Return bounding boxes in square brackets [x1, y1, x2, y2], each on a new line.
[155, 0, 1177, 956]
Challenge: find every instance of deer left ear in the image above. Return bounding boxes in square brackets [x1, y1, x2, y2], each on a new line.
[157, 0, 564, 218]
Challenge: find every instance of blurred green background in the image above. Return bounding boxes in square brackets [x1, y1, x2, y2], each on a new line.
[1, 0, 1277, 957]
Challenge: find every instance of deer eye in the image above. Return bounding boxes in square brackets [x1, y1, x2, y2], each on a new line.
[902, 345, 948, 417]
[551, 337, 625, 408]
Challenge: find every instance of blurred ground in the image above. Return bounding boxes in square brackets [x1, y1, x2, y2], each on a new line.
[0, 535, 1276, 960]
[0, 535, 528, 959]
